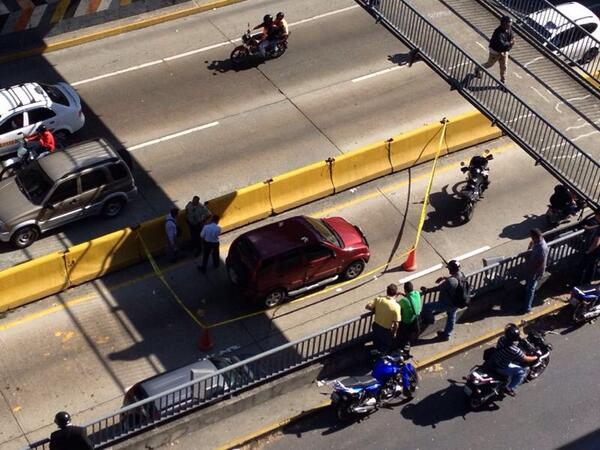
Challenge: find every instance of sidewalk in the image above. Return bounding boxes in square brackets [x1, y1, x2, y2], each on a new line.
[128, 280, 570, 450]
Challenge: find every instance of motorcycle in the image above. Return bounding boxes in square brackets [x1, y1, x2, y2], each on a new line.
[463, 329, 552, 409]
[230, 27, 289, 66]
[0, 140, 51, 180]
[458, 152, 493, 223]
[569, 285, 600, 323]
[330, 350, 418, 421]
[545, 185, 586, 227]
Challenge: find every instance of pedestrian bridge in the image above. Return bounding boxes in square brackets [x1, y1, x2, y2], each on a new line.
[359, 0, 600, 208]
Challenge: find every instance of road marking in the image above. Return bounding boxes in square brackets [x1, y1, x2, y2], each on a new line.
[452, 245, 491, 262]
[71, 5, 359, 86]
[572, 131, 599, 142]
[399, 264, 443, 284]
[531, 86, 550, 103]
[352, 66, 403, 83]
[128, 121, 219, 151]
[525, 56, 543, 68]
[475, 42, 486, 51]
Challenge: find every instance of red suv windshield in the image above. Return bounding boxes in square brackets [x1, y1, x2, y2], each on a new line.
[303, 216, 341, 247]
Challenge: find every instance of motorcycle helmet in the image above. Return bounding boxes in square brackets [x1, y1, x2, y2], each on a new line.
[501, 15, 512, 25]
[504, 323, 520, 342]
[263, 14, 273, 24]
[276, 12, 285, 20]
[37, 124, 47, 133]
[54, 411, 71, 428]
[447, 259, 460, 272]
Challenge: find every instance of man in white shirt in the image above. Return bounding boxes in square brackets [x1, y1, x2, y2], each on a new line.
[165, 207, 180, 262]
[198, 215, 221, 273]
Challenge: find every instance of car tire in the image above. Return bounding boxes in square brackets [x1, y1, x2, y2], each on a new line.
[102, 198, 126, 218]
[53, 129, 71, 150]
[11, 226, 40, 248]
[343, 259, 365, 280]
[580, 47, 599, 65]
[264, 289, 286, 308]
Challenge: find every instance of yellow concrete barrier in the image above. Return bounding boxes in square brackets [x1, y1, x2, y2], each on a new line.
[0, 252, 68, 312]
[389, 121, 444, 171]
[270, 160, 334, 213]
[65, 228, 142, 286]
[445, 110, 502, 151]
[207, 182, 272, 231]
[331, 141, 393, 192]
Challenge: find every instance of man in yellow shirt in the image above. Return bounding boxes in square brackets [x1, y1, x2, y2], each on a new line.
[366, 284, 402, 352]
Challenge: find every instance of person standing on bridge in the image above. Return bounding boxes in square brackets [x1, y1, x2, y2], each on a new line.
[198, 215, 221, 274]
[522, 228, 548, 314]
[49, 411, 93, 450]
[366, 284, 402, 353]
[185, 196, 211, 257]
[474, 15, 515, 84]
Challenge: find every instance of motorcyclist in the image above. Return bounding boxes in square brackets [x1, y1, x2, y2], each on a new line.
[467, 155, 490, 193]
[253, 14, 275, 59]
[26, 125, 56, 154]
[491, 324, 538, 396]
[549, 184, 577, 215]
[273, 12, 289, 40]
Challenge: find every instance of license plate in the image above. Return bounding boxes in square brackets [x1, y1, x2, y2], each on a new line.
[464, 386, 472, 396]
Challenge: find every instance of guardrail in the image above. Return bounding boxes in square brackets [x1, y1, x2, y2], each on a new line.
[359, 0, 600, 209]
[25, 227, 586, 449]
[486, 0, 600, 87]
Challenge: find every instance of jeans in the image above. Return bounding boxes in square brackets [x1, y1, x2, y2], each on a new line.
[258, 39, 271, 58]
[372, 322, 394, 353]
[424, 301, 457, 336]
[200, 241, 220, 270]
[580, 252, 600, 284]
[496, 362, 528, 390]
[524, 278, 538, 312]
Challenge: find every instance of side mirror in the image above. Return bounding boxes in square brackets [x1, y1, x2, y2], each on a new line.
[460, 167, 469, 173]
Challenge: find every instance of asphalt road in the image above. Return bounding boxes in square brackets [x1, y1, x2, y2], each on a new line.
[261, 314, 600, 450]
[0, 0, 474, 269]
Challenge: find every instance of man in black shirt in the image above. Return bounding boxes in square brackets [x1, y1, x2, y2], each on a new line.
[50, 411, 93, 450]
[474, 16, 515, 84]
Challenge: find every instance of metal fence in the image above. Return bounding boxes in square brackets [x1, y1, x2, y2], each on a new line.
[486, 0, 600, 86]
[25, 227, 586, 449]
[360, 0, 600, 209]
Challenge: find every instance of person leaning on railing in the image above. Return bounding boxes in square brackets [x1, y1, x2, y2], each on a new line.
[365, 284, 401, 353]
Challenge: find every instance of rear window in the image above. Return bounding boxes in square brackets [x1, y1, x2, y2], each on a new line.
[303, 216, 341, 246]
[108, 162, 129, 181]
[40, 84, 69, 106]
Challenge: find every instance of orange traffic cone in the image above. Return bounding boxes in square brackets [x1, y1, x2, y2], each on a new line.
[401, 247, 417, 272]
[198, 327, 214, 351]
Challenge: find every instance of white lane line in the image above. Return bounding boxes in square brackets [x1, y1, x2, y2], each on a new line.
[475, 41, 486, 51]
[572, 131, 599, 142]
[531, 86, 550, 103]
[128, 121, 219, 151]
[352, 66, 403, 83]
[525, 56, 543, 67]
[399, 264, 444, 284]
[452, 246, 491, 262]
[72, 5, 359, 86]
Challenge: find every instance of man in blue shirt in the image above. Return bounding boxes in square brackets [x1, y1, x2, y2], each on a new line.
[198, 215, 221, 274]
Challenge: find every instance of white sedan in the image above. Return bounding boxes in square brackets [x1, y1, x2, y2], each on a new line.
[0, 82, 85, 157]
[525, 2, 600, 65]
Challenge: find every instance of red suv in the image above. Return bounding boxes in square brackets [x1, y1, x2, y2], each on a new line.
[226, 216, 371, 308]
[226, 215, 370, 307]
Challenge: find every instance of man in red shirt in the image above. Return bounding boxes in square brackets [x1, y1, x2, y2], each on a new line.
[27, 125, 56, 153]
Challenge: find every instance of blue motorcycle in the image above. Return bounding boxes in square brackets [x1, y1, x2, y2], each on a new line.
[330, 351, 418, 421]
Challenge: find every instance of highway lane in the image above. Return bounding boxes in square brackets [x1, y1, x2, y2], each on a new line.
[261, 314, 600, 450]
[0, 0, 475, 269]
[0, 138, 579, 447]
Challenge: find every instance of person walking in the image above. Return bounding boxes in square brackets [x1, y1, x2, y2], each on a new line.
[580, 211, 600, 284]
[165, 207, 180, 263]
[50, 411, 93, 450]
[396, 281, 422, 352]
[474, 15, 515, 84]
[422, 260, 465, 341]
[522, 228, 549, 313]
[365, 284, 402, 353]
[198, 215, 221, 273]
[185, 196, 210, 257]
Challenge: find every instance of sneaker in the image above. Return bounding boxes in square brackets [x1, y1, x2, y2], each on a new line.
[504, 387, 516, 397]
[437, 331, 450, 341]
[500, 77, 506, 84]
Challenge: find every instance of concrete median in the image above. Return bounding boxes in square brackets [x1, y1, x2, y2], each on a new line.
[0, 110, 502, 313]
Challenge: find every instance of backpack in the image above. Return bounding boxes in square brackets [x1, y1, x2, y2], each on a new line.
[451, 275, 471, 308]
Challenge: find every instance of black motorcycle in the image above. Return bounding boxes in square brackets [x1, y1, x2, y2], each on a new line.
[0, 141, 51, 180]
[230, 27, 289, 66]
[458, 153, 493, 223]
[463, 329, 552, 409]
[546, 184, 586, 227]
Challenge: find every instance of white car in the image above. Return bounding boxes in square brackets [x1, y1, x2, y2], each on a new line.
[0, 82, 85, 157]
[525, 2, 600, 65]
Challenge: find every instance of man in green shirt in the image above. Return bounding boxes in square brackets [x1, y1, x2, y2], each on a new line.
[396, 281, 422, 351]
